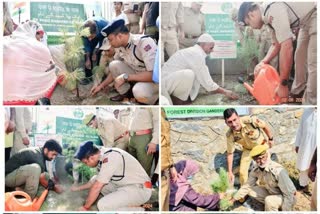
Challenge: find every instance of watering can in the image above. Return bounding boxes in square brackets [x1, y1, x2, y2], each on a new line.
[238, 64, 281, 105]
[5, 179, 55, 211]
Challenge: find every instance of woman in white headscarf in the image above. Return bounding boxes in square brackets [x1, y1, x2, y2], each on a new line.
[3, 20, 57, 105]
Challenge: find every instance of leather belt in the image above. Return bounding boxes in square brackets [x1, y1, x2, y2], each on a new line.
[130, 129, 152, 136]
[114, 131, 128, 142]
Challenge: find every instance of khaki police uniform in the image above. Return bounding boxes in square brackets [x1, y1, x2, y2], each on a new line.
[262, 2, 317, 104]
[109, 34, 158, 104]
[233, 159, 297, 211]
[128, 108, 159, 176]
[161, 2, 184, 63]
[179, 7, 205, 49]
[95, 147, 152, 211]
[123, 2, 142, 34]
[161, 110, 174, 211]
[259, 25, 279, 70]
[11, 107, 32, 155]
[97, 117, 129, 151]
[226, 116, 269, 185]
[161, 44, 219, 104]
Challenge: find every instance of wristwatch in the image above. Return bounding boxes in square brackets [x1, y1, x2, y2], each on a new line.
[281, 79, 288, 86]
[123, 73, 129, 82]
[269, 137, 274, 141]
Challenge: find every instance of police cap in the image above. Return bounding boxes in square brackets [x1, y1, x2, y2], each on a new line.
[74, 141, 94, 160]
[101, 19, 125, 37]
[250, 144, 269, 158]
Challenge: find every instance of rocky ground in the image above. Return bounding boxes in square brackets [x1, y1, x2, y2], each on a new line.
[168, 108, 312, 211]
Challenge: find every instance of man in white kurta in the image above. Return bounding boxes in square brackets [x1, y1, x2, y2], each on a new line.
[161, 33, 238, 105]
[295, 108, 317, 187]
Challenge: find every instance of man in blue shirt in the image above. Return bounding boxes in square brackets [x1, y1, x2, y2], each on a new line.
[81, 17, 109, 85]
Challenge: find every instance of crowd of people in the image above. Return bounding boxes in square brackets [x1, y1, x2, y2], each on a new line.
[3, 2, 159, 105]
[161, 108, 317, 211]
[161, 2, 317, 105]
[5, 107, 159, 211]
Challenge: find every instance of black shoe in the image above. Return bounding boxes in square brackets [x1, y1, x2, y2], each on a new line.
[110, 94, 126, 102]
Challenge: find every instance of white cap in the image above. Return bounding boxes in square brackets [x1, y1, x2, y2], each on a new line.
[197, 33, 215, 43]
[192, 2, 203, 6]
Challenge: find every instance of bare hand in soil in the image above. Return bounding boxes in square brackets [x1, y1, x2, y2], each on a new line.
[54, 184, 64, 193]
[219, 192, 226, 199]
[70, 185, 80, 192]
[90, 85, 101, 96]
[142, 203, 153, 210]
[226, 90, 239, 100]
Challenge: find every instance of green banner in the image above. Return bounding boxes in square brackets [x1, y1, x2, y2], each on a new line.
[205, 14, 234, 41]
[56, 117, 102, 146]
[30, 2, 86, 33]
[164, 107, 249, 118]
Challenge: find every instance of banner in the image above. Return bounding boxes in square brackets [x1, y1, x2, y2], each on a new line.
[164, 107, 249, 118]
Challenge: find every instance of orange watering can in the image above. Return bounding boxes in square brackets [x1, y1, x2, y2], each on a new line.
[238, 64, 281, 105]
[5, 179, 55, 211]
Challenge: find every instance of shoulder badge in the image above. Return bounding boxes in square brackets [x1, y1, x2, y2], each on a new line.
[144, 44, 152, 52]
[102, 157, 108, 164]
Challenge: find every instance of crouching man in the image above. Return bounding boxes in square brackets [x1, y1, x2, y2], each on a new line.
[5, 139, 63, 199]
[231, 145, 296, 211]
[230, 145, 296, 211]
[73, 141, 152, 211]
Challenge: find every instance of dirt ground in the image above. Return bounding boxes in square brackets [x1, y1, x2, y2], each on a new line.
[192, 74, 258, 105]
[39, 184, 159, 211]
[192, 74, 302, 105]
[230, 190, 311, 211]
[50, 82, 127, 105]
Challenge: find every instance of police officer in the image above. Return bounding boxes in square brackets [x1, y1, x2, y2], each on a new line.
[238, 2, 317, 104]
[224, 108, 274, 186]
[161, 33, 238, 105]
[161, 2, 184, 63]
[180, 2, 205, 49]
[161, 108, 178, 211]
[101, 19, 158, 105]
[83, 113, 129, 151]
[128, 107, 158, 176]
[230, 144, 297, 211]
[74, 141, 152, 211]
[123, 2, 143, 34]
[5, 139, 63, 199]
